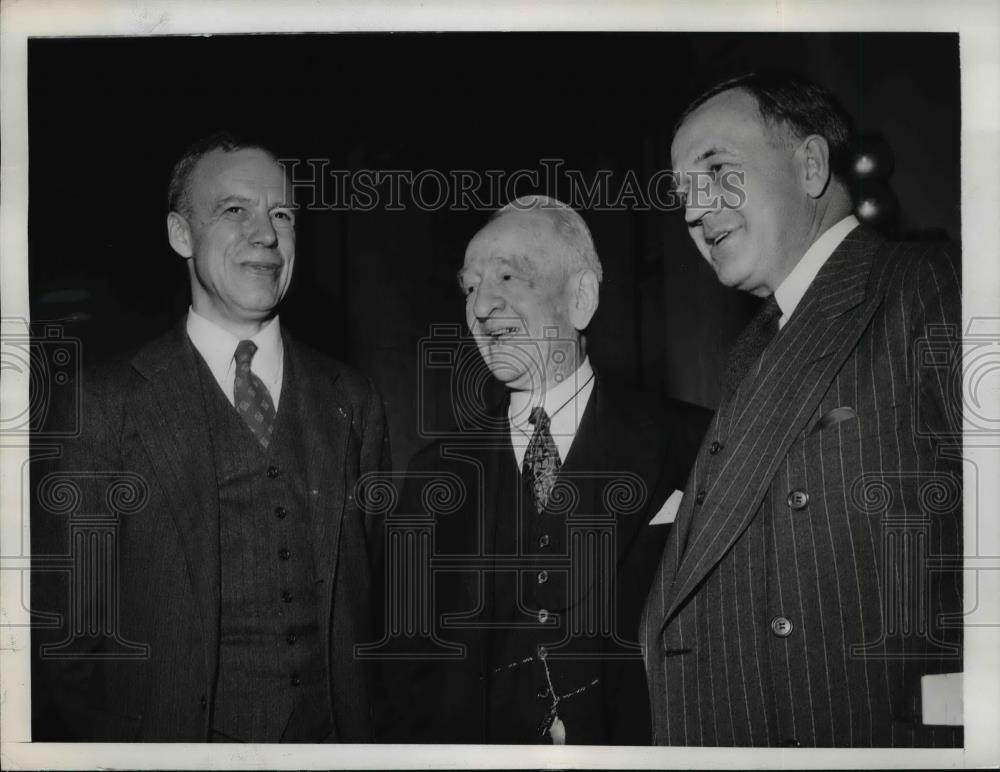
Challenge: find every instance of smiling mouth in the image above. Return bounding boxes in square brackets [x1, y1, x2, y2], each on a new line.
[710, 230, 733, 248]
[485, 326, 520, 342]
[242, 262, 281, 275]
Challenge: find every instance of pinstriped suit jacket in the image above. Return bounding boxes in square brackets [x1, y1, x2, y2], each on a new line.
[641, 227, 963, 747]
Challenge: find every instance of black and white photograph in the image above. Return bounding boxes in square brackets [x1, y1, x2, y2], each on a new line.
[1, 1, 998, 769]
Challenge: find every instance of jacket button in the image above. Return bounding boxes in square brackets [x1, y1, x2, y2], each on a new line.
[275, 506, 287, 519]
[286, 631, 298, 645]
[771, 616, 793, 637]
[282, 591, 294, 603]
[536, 686, 549, 699]
[279, 548, 291, 560]
[787, 489, 809, 510]
[290, 675, 301, 687]
[267, 465, 280, 479]
[709, 440, 722, 455]
[537, 609, 549, 623]
[695, 489, 706, 505]
[537, 570, 549, 584]
[538, 534, 550, 549]
[200, 695, 207, 711]
[781, 737, 800, 747]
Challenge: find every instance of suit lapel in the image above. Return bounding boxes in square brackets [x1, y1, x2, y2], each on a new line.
[659, 228, 888, 628]
[560, 380, 655, 564]
[284, 336, 349, 623]
[129, 324, 222, 663]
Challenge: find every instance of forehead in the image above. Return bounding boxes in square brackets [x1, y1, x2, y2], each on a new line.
[671, 88, 771, 168]
[189, 148, 289, 203]
[462, 210, 563, 271]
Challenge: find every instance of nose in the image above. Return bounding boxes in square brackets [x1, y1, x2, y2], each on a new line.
[684, 191, 713, 230]
[471, 280, 504, 322]
[248, 210, 278, 247]
[681, 173, 718, 229]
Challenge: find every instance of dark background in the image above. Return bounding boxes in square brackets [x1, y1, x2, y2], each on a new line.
[28, 32, 960, 469]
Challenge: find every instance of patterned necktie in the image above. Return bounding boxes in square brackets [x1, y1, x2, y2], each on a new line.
[522, 406, 561, 511]
[722, 295, 782, 399]
[233, 339, 276, 449]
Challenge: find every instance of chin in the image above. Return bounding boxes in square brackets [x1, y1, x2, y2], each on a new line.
[714, 258, 753, 291]
[487, 364, 529, 387]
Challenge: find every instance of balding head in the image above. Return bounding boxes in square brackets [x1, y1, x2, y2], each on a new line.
[489, 195, 603, 283]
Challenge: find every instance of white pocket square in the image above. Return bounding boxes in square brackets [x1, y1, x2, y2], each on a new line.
[649, 490, 684, 525]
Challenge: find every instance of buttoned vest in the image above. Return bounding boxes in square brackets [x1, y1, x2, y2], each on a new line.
[194, 353, 333, 742]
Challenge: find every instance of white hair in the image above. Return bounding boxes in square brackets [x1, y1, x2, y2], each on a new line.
[491, 195, 603, 283]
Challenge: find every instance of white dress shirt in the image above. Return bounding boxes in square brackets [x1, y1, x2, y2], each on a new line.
[185, 308, 284, 410]
[774, 215, 859, 328]
[508, 357, 596, 469]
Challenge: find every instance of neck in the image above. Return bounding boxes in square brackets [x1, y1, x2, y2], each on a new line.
[766, 193, 853, 296]
[191, 304, 274, 340]
[543, 338, 585, 393]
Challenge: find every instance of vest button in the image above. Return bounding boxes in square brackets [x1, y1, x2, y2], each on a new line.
[290, 675, 301, 687]
[267, 465, 280, 479]
[771, 616, 793, 637]
[538, 534, 550, 549]
[279, 548, 291, 560]
[537, 570, 549, 584]
[538, 609, 549, 623]
[200, 695, 207, 711]
[709, 440, 723, 455]
[695, 489, 706, 505]
[282, 591, 294, 603]
[536, 686, 549, 699]
[787, 489, 810, 510]
[286, 631, 297, 645]
[275, 506, 287, 519]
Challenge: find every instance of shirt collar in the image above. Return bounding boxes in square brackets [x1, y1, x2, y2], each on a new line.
[508, 356, 595, 437]
[773, 215, 859, 327]
[185, 307, 283, 385]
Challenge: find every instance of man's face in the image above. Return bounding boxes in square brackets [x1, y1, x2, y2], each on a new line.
[460, 211, 579, 392]
[671, 88, 812, 297]
[170, 148, 296, 331]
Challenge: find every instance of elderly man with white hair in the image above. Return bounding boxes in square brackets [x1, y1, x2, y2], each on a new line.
[383, 196, 709, 745]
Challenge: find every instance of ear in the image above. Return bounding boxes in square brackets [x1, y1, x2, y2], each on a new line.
[800, 134, 832, 199]
[568, 269, 599, 331]
[167, 211, 194, 258]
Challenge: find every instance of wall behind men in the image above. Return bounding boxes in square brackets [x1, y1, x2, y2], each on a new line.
[27, 33, 960, 470]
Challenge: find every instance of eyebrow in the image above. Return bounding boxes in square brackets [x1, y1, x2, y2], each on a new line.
[211, 195, 254, 212]
[212, 195, 298, 213]
[692, 145, 731, 165]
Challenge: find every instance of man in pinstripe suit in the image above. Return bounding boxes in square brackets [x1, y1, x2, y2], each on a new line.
[641, 73, 962, 747]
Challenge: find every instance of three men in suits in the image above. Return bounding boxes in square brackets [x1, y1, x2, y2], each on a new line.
[642, 73, 963, 747]
[32, 133, 389, 741]
[385, 196, 709, 744]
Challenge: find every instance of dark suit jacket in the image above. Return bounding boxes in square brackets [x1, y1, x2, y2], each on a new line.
[383, 378, 710, 744]
[32, 323, 390, 741]
[642, 227, 963, 747]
